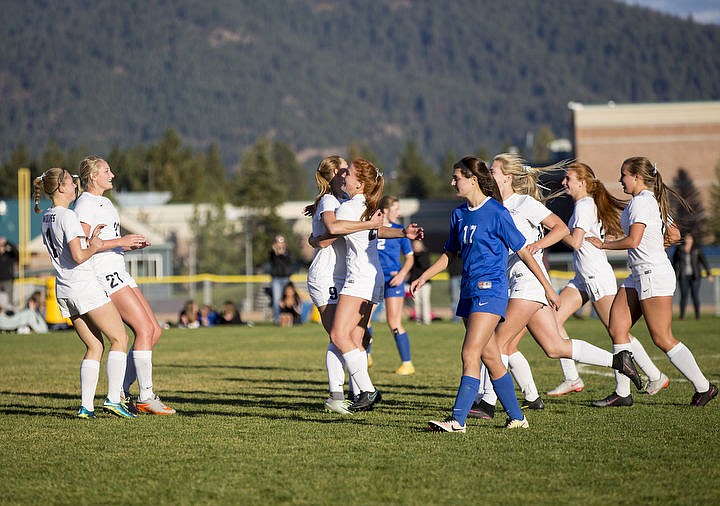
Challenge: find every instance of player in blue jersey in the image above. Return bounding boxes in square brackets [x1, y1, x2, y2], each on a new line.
[373, 195, 416, 375]
[410, 156, 559, 432]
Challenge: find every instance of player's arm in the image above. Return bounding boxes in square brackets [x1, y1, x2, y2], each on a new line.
[80, 222, 148, 251]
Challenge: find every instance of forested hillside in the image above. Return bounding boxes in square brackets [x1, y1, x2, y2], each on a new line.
[2, 0, 720, 171]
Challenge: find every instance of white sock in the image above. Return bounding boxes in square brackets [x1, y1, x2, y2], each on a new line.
[571, 339, 612, 368]
[80, 359, 100, 411]
[106, 351, 127, 404]
[481, 356, 507, 407]
[560, 358, 580, 381]
[123, 349, 137, 395]
[475, 363, 489, 402]
[612, 344, 632, 396]
[667, 342, 710, 392]
[508, 351, 539, 401]
[343, 348, 374, 393]
[133, 350, 154, 402]
[630, 337, 662, 381]
[326, 343, 346, 397]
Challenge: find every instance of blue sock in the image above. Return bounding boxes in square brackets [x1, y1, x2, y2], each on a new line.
[452, 375, 480, 426]
[394, 331, 411, 362]
[491, 372, 523, 421]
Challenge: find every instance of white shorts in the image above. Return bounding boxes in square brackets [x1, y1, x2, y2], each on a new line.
[341, 270, 384, 304]
[57, 280, 111, 318]
[308, 277, 343, 307]
[621, 265, 676, 300]
[508, 271, 548, 305]
[566, 273, 618, 302]
[96, 267, 138, 296]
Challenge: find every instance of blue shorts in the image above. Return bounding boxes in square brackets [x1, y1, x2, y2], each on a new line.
[456, 295, 507, 321]
[384, 280, 405, 299]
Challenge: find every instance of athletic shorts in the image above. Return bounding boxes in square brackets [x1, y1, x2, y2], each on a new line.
[508, 271, 548, 305]
[566, 273, 618, 302]
[57, 280, 111, 318]
[456, 295, 507, 320]
[384, 279, 405, 299]
[341, 270, 384, 304]
[308, 277, 343, 307]
[621, 265, 676, 300]
[96, 267, 138, 296]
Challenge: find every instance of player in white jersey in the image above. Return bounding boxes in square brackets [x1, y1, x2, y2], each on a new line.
[588, 157, 716, 407]
[469, 154, 642, 420]
[547, 162, 668, 397]
[74, 156, 175, 415]
[33, 168, 135, 419]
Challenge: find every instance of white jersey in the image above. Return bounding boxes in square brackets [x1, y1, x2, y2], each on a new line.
[504, 193, 551, 279]
[74, 192, 125, 272]
[621, 190, 671, 272]
[569, 196, 614, 280]
[41, 206, 95, 298]
[335, 194, 383, 303]
[307, 194, 347, 306]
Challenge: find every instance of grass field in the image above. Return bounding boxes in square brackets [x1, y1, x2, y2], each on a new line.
[1, 317, 719, 505]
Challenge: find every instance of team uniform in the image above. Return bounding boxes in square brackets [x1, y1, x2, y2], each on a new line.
[377, 224, 413, 298]
[336, 194, 383, 304]
[74, 192, 137, 295]
[444, 197, 526, 319]
[41, 206, 109, 317]
[565, 196, 618, 301]
[619, 190, 675, 299]
[307, 194, 346, 307]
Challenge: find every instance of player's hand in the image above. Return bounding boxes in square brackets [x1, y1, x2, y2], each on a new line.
[404, 223, 424, 240]
[545, 287, 560, 311]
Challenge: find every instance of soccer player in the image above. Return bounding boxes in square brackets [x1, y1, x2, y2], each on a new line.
[547, 162, 668, 397]
[74, 156, 175, 415]
[411, 156, 558, 433]
[34, 167, 135, 419]
[588, 157, 717, 407]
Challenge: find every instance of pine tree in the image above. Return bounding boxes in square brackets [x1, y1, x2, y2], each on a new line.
[708, 160, 720, 244]
[671, 168, 706, 238]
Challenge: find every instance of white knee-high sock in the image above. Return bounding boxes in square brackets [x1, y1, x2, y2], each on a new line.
[80, 359, 100, 411]
[326, 343, 346, 397]
[571, 339, 612, 368]
[560, 358, 580, 381]
[123, 349, 137, 395]
[475, 363, 489, 402]
[480, 354, 509, 406]
[667, 342, 710, 392]
[630, 337, 662, 381]
[612, 344, 632, 396]
[106, 351, 127, 404]
[133, 350, 154, 402]
[508, 351, 539, 401]
[343, 348, 374, 393]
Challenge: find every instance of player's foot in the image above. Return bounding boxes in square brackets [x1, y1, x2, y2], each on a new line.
[76, 406, 96, 419]
[591, 392, 633, 407]
[136, 395, 176, 415]
[103, 398, 137, 419]
[612, 350, 643, 390]
[504, 417, 529, 429]
[690, 383, 718, 407]
[428, 417, 466, 433]
[644, 373, 669, 395]
[521, 397, 545, 410]
[395, 361, 415, 375]
[324, 398, 353, 415]
[467, 400, 495, 419]
[547, 378, 585, 396]
[349, 390, 382, 412]
[121, 392, 140, 415]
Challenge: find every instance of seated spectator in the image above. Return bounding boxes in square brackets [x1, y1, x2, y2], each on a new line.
[279, 281, 301, 327]
[1, 291, 48, 333]
[217, 300, 248, 325]
[199, 304, 219, 327]
[178, 300, 200, 328]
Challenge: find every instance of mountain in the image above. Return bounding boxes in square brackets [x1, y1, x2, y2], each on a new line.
[2, 0, 719, 170]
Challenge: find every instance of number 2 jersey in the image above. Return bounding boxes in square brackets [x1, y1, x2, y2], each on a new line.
[73, 192, 127, 277]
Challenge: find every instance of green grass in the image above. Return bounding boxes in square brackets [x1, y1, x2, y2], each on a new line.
[1, 318, 719, 505]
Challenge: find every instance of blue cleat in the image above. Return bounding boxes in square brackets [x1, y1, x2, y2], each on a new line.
[76, 406, 96, 419]
[103, 398, 137, 419]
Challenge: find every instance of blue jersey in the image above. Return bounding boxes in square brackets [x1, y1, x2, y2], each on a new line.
[377, 223, 413, 281]
[443, 198, 526, 300]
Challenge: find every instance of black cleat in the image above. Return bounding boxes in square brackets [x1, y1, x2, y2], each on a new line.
[612, 350, 643, 390]
[349, 390, 382, 412]
[467, 399, 495, 419]
[521, 397, 545, 410]
[690, 383, 718, 407]
[591, 392, 633, 407]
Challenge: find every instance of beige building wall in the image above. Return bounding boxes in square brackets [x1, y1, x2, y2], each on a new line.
[572, 101, 720, 204]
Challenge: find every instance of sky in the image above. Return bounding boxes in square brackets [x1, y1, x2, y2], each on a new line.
[620, 0, 720, 24]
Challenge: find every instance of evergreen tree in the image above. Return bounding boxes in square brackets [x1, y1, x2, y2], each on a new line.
[671, 168, 706, 238]
[708, 160, 720, 244]
[531, 125, 555, 163]
[0, 142, 33, 198]
[190, 202, 242, 274]
[395, 141, 441, 198]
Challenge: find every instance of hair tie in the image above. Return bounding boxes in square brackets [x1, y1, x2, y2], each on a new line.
[652, 163, 658, 175]
[39, 174, 45, 181]
[522, 165, 531, 173]
[375, 168, 383, 181]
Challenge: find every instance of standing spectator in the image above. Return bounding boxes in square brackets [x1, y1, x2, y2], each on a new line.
[672, 232, 714, 320]
[409, 240, 432, 324]
[0, 236, 19, 308]
[270, 234, 294, 325]
[448, 255, 462, 323]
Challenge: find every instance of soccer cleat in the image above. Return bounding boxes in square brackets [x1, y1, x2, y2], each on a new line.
[612, 350, 643, 390]
[521, 397, 545, 410]
[467, 400, 495, 419]
[504, 417, 530, 429]
[547, 378, 585, 396]
[136, 395, 176, 415]
[121, 393, 140, 415]
[428, 417, 466, 433]
[591, 392, 633, 407]
[395, 361, 415, 375]
[103, 398, 137, 419]
[76, 406, 96, 419]
[690, 383, 718, 407]
[349, 389, 382, 412]
[324, 398, 353, 415]
[644, 373, 670, 395]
